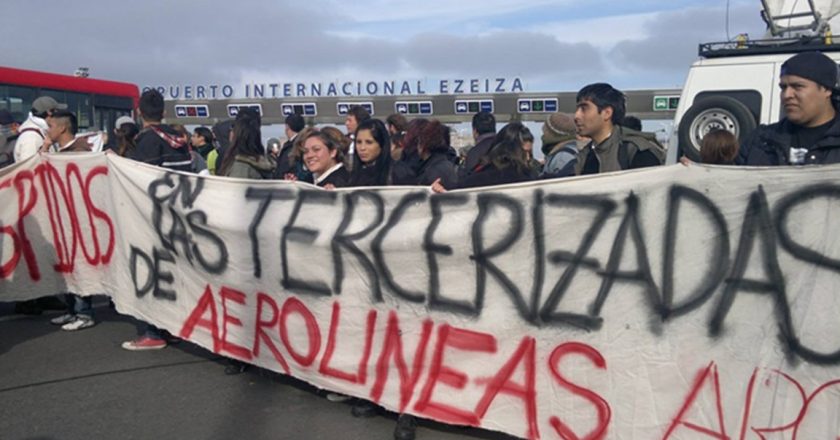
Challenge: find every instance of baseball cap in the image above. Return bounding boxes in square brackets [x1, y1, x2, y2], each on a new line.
[115, 116, 136, 128]
[32, 96, 68, 114]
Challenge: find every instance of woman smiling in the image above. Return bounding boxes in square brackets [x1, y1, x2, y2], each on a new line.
[302, 129, 349, 188]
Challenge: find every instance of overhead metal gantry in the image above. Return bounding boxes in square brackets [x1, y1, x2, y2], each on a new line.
[163, 89, 681, 126]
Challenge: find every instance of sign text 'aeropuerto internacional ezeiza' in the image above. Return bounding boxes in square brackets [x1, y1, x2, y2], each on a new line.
[143, 78, 526, 100]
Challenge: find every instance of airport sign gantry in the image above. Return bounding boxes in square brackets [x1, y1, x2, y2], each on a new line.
[165, 89, 681, 125]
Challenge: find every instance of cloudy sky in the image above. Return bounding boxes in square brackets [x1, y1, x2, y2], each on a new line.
[2, 0, 776, 96]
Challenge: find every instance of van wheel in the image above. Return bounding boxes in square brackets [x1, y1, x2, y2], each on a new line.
[677, 96, 756, 161]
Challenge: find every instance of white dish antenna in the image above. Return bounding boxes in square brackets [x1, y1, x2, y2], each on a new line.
[761, 0, 840, 36]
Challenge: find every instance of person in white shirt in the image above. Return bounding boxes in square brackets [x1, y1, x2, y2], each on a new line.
[14, 96, 67, 162]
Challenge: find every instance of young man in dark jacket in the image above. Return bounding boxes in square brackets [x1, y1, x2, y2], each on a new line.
[738, 51, 840, 166]
[123, 89, 191, 350]
[573, 83, 665, 175]
[44, 111, 97, 331]
[129, 89, 192, 172]
[272, 113, 304, 178]
[458, 111, 496, 179]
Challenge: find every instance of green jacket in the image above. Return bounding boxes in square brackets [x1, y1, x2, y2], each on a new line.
[226, 154, 276, 180]
[575, 126, 666, 175]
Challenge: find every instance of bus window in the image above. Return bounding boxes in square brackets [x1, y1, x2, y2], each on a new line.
[41, 89, 67, 106]
[8, 86, 37, 121]
[0, 86, 8, 111]
[65, 91, 93, 129]
[94, 95, 135, 131]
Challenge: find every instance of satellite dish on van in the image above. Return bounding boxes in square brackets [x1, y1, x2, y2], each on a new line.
[761, 0, 840, 36]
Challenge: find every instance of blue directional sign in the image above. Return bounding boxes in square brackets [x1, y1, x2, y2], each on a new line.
[395, 101, 433, 115]
[337, 102, 375, 116]
[227, 104, 262, 118]
[517, 98, 558, 113]
[174, 105, 210, 118]
[454, 99, 494, 114]
[282, 103, 318, 117]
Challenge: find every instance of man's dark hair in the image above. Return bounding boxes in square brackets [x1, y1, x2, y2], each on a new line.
[386, 113, 408, 133]
[472, 111, 496, 135]
[621, 115, 643, 131]
[576, 83, 626, 125]
[194, 126, 214, 145]
[348, 105, 371, 123]
[139, 89, 165, 122]
[285, 113, 305, 133]
[51, 109, 78, 136]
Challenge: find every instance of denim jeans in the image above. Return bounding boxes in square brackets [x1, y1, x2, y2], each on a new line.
[141, 323, 164, 340]
[66, 294, 93, 319]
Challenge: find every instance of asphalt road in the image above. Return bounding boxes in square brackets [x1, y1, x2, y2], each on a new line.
[0, 301, 518, 440]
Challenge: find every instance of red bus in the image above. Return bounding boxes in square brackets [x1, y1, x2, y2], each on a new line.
[0, 66, 139, 132]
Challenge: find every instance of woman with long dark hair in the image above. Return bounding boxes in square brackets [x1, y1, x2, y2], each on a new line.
[433, 122, 535, 191]
[218, 108, 275, 179]
[349, 118, 392, 186]
[114, 120, 139, 157]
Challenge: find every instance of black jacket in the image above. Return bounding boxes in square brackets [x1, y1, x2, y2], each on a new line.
[738, 112, 840, 166]
[272, 137, 297, 178]
[458, 132, 496, 180]
[391, 149, 421, 186]
[416, 151, 458, 188]
[131, 124, 193, 172]
[316, 166, 350, 188]
[458, 164, 533, 189]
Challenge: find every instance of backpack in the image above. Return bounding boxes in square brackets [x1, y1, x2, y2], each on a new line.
[616, 127, 666, 170]
[541, 141, 579, 178]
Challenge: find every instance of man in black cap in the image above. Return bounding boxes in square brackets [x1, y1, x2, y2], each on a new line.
[739, 51, 840, 165]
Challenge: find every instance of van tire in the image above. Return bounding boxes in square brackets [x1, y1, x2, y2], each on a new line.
[678, 96, 756, 161]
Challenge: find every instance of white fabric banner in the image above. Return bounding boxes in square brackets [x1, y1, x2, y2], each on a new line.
[2, 152, 840, 439]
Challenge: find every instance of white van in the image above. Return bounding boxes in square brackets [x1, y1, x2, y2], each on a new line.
[666, 39, 840, 164]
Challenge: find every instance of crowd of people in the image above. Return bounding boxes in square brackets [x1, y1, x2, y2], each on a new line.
[2, 50, 839, 440]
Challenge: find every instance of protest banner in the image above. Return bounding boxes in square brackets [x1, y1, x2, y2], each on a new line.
[2, 152, 840, 439]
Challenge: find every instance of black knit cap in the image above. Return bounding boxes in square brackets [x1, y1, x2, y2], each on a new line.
[781, 51, 839, 90]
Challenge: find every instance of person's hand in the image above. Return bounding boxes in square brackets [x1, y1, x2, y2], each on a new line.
[283, 173, 298, 181]
[678, 156, 693, 166]
[323, 183, 336, 190]
[430, 177, 447, 193]
[39, 136, 53, 153]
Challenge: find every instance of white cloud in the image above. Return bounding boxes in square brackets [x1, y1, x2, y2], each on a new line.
[0, 0, 781, 96]
[323, 0, 566, 24]
[535, 11, 658, 49]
